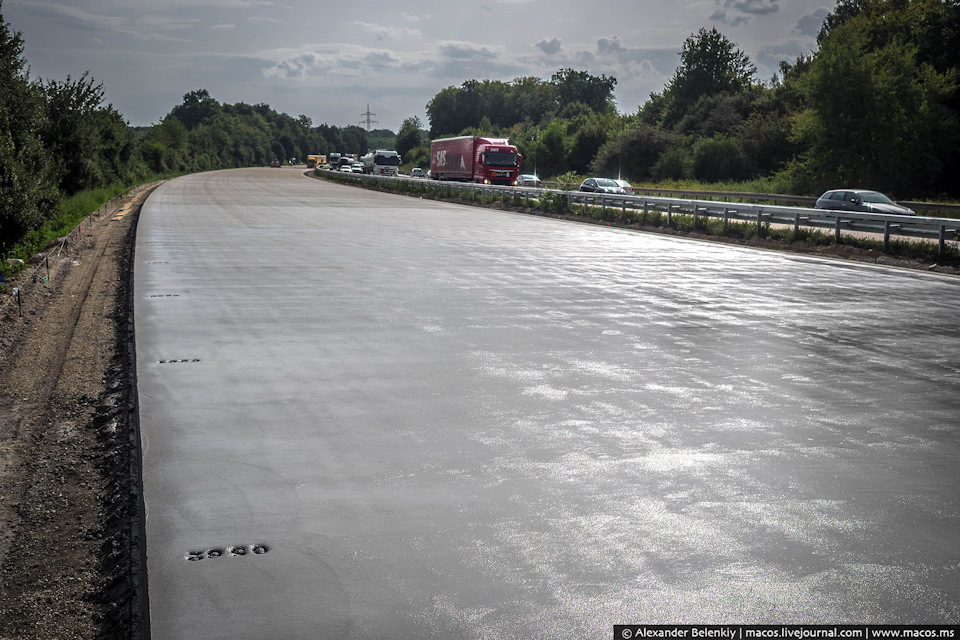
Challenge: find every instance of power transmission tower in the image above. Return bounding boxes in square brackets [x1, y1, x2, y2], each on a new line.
[359, 104, 378, 131]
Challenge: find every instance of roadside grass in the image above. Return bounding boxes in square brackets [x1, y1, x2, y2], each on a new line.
[316, 169, 960, 267]
[1, 173, 178, 279]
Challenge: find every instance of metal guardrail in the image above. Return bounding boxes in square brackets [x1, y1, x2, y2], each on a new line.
[536, 183, 960, 217]
[327, 172, 960, 256]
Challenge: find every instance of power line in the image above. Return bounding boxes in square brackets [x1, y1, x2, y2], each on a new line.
[359, 104, 378, 131]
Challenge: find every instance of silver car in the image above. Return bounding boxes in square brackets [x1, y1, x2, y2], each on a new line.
[579, 178, 626, 194]
[815, 189, 915, 215]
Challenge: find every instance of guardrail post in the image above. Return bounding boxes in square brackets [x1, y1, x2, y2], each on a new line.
[834, 217, 842, 244]
[643, 201, 649, 223]
[794, 213, 800, 236]
[940, 225, 946, 257]
[601, 196, 606, 218]
[723, 207, 729, 232]
[667, 203, 673, 226]
[757, 209, 763, 238]
[693, 206, 699, 230]
[583, 197, 588, 216]
[884, 220, 891, 251]
[621, 199, 626, 221]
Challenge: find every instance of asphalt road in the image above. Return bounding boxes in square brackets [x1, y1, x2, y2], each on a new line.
[134, 168, 960, 639]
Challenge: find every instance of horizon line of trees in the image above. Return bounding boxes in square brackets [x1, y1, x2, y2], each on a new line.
[1, 0, 391, 254]
[4, 0, 959, 255]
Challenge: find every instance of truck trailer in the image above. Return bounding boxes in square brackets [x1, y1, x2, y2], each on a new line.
[361, 149, 401, 176]
[430, 136, 522, 185]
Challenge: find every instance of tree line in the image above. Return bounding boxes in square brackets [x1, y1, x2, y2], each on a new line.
[3, 0, 958, 256]
[407, 0, 958, 199]
[0, 0, 389, 254]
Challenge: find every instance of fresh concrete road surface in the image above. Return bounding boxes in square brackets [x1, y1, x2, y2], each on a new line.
[135, 168, 960, 638]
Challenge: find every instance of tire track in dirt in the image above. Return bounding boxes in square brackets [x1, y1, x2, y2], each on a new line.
[0, 182, 160, 639]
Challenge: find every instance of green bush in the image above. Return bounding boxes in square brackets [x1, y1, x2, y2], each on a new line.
[537, 190, 569, 214]
[692, 135, 749, 182]
[652, 147, 688, 181]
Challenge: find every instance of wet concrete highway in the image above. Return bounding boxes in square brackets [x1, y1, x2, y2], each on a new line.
[134, 168, 960, 638]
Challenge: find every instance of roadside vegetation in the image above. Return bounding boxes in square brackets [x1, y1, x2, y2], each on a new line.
[3, 0, 959, 275]
[321, 170, 960, 268]
[408, 0, 958, 203]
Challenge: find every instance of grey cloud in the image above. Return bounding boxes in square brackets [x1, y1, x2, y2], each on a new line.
[262, 45, 404, 81]
[597, 36, 622, 55]
[13, 2, 197, 41]
[796, 8, 829, 38]
[755, 39, 812, 78]
[364, 50, 401, 65]
[730, 0, 779, 15]
[535, 37, 562, 55]
[710, 9, 749, 27]
[438, 41, 498, 60]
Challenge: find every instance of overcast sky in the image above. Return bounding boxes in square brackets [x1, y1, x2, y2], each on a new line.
[5, 0, 832, 132]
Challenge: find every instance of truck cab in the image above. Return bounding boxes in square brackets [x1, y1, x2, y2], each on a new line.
[478, 145, 521, 185]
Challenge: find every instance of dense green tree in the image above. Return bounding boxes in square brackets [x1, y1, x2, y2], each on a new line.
[426, 69, 617, 139]
[691, 135, 749, 182]
[567, 110, 613, 175]
[530, 118, 572, 179]
[43, 72, 138, 194]
[171, 89, 221, 130]
[675, 91, 756, 138]
[509, 76, 556, 125]
[591, 124, 681, 180]
[654, 27, 756, 128]
[426, 86, 461, 137]
[0, 2, 61, 250]
[396, 116, 426, 160]
[338, 125, 368, 156]
[551, 68, 617, 115]
[364, 128, 395, 152]
[651, 147, 690, 181]
[792, 16, 958, 195]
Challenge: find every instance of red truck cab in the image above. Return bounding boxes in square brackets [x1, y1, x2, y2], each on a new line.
[430, 136, 522, 186]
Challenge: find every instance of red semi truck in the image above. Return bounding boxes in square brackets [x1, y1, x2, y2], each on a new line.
[430, 136, 522, 185]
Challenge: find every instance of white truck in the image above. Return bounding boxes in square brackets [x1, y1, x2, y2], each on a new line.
[361, 149, 401, 176]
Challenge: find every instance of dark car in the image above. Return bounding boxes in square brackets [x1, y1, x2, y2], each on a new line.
[815, 189, 915, 216]
[579, 178, 626, 194]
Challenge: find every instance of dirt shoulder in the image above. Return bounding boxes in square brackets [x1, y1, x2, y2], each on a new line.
[0, 182, 160, 640]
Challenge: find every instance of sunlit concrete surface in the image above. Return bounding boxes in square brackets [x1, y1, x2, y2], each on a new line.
[134, 168, 960, 639]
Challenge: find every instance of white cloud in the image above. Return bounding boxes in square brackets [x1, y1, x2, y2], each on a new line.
[352, 21, 423, 41]
[210, 24, 237, 31]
